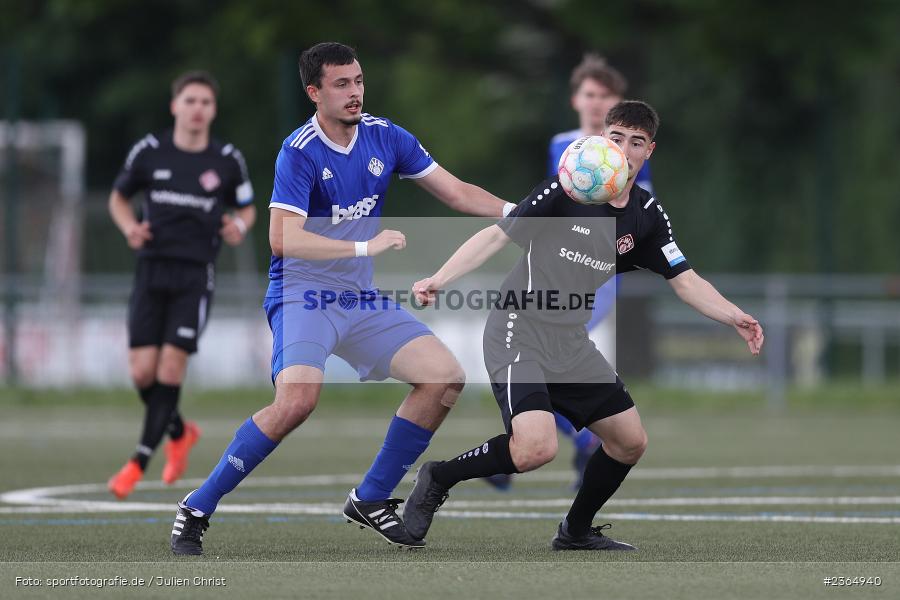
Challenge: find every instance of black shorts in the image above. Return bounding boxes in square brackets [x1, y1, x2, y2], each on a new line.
[490, 359, 634, 434]
[128, 258, 215, 354]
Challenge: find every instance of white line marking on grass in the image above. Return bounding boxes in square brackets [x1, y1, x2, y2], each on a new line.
[445, 496, 900, 508]
[438, 511, 900, 525]
[3, 503, 900, 526]
[4, 496, 900, 515]
[8, 463, 896, 507]
[618, 465, 900, 480]
[3, 465, 900, 524]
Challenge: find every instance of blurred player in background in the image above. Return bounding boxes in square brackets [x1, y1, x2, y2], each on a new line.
[405, 100, 764, 551]
[548, 53, 653, 193]
[170, 42, 513, 555]
[107, 71, 256, 499]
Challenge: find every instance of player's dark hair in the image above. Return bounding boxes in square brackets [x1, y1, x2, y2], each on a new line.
[299, 42, 358, 89]
[171, 71, 219, 99]
[569, 53, 627, 96]
[605, 100, 660, 140]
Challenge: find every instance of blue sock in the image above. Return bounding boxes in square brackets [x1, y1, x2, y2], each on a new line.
[186, 417, 278, 515]
[356, 416, 433, 501]
[574, 428, 599, 452]
[554, 412, 576, 439]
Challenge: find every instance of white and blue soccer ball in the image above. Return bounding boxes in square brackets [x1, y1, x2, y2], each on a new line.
[557, 135, 629, 205]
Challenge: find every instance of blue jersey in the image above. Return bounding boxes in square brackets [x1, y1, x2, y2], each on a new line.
[268, 113, 436, 297]
[548, 128, 653, 195]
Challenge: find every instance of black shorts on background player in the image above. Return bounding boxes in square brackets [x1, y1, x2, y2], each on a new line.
[128, 258, 214, 354]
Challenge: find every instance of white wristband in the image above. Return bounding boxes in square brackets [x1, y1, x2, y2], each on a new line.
[502, 202, 516, 217]
[232, 215, 248, 235]
[355, 241, 368, 257]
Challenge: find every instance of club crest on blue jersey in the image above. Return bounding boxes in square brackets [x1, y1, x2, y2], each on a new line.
[368, 157, 384, 177]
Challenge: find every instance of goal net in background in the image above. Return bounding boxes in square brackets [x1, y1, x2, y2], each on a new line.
[1, 120, 85, 386]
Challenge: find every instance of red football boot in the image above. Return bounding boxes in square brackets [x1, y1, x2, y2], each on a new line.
[162, 421, 202, 485]
[108, 459, 143, 499]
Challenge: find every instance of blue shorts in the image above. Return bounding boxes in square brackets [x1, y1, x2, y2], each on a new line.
[264, 290, 433, 383]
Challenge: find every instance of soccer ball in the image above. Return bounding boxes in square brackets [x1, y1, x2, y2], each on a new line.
[557, 136, 629, 204]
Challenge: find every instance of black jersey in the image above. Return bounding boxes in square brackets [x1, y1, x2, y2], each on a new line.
[483, 176, 691, 375]
[114, 130, 254, 265]
[496, 176, 691, 326]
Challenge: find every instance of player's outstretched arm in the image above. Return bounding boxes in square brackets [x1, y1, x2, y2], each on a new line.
[413, 224, 510, 305]
[108, 189, 152, 249]
[414, 166, 515, 217]
[269, 207, 405, 259]
[668, 269, 765, 355]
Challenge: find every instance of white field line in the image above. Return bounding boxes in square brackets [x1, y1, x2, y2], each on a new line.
[2, 463, 900, 525]
[446, 496, 900, 508]
[2, 503, 899, 525]
[4, 496, 900, 515]
[623, 465, 900, 480]
[438, 511, 900, 525]
[4, 463, 899, 507]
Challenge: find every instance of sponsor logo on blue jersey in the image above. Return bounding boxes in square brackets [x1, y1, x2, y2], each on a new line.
[332, 194, 379, 224]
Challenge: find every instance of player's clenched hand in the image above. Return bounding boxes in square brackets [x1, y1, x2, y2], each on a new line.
[125, 221, 152, 249]
[368, 230, 406, 256]
[733, 312, 764, 355]
[412, 276, 442, 306]
[220, 214, 245, 246]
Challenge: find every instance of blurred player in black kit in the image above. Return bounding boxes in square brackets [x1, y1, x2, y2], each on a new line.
[107, 71, 256, 498]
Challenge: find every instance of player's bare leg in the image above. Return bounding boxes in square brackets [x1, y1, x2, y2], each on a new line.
[172, 365, 322, 555]
[156, 344, 188, 385]
[390, 335, 466, 431]
[587, 406, 647, 465]
[253, 366, 323, 441]
[552, 406, 646, 551]
[129, 346, 159, 389]
[508, 411, 558, 471]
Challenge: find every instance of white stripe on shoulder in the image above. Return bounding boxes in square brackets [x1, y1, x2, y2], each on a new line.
[229, 147, 251, 181]
[643, 197, 656, 209]
[269, 202, 308, 217]
[296, 130, 319, 149]
[289, 123, 314, 147]
[221, 143, 234, 156]
[291, 130, 317, 149]
[361, 113, 388, 127]
[124, 134, 158, 170]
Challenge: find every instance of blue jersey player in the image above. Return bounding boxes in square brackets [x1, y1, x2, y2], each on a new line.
[170, 42, 513, 554]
